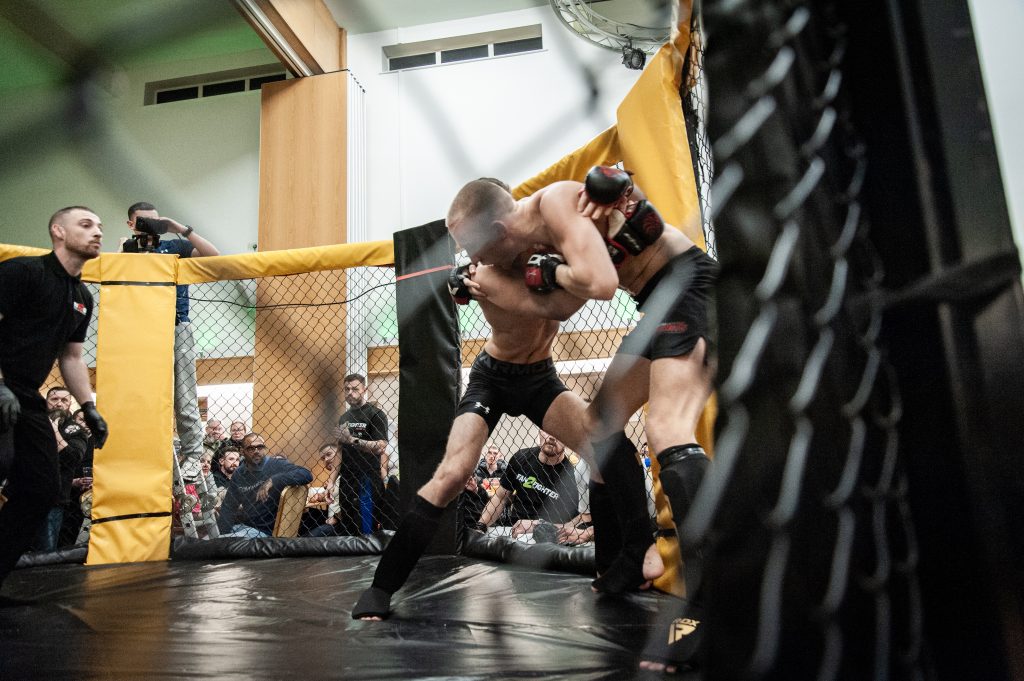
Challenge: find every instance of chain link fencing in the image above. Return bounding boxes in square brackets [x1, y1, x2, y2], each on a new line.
[690, 1, 927, 678]
[26, 264, 656, 557]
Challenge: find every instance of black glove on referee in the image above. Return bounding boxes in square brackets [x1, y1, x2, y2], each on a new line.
[0, 380, 20, 432]
[81, 401, 109, 448]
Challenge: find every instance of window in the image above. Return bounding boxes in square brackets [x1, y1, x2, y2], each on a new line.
[384, 25, 543, 72]
[146, 65, 287, 106]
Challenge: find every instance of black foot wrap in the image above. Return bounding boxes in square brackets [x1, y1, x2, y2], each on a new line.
[641, 597, 704, 671]
[591, 545, 648, 595]
[368, 494, 444, 595]
[351, 587, 393, 620]
[589, 481, 620, 576]
[591, 432, 655, 594]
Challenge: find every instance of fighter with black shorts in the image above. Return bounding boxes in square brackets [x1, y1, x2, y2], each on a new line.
[352, 240, 656, 621]
[448, 168, 719, 670]
[456, 351, 568, 432]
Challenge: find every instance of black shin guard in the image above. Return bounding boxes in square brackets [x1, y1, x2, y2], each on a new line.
[657, 443, 710, 603]
[591, 432, 654, 594]
[358, 495, 444, 610]
[655, 444, 709, 525]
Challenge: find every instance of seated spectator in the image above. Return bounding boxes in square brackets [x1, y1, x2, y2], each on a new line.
[476, 430, 589, 544]
[33, 409, 85, 552]
[474, 443, 507, 491]
[213, 446, 240, 489]
[458, 475, 490, 528]
[226, 420, 247, 450]
[307, 443, 344, 537]
[204, 418, 227, 453]
[45, 385, 73, 413]
[217, 432, 313, 538]
[197, 451, 224, 510]
[59, 408, 95, 546]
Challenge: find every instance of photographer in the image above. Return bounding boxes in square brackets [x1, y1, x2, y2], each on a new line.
[124, 202, 219, 489]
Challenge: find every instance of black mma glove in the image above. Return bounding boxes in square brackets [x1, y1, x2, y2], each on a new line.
[80, 401, 109, 448]
[0, 380, 20, 432]
[584, 166, 634, 205]
[524, 253, 564, 294]
[447, 261, 472, 305]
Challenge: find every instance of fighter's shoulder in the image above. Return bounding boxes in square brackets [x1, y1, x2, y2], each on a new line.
[536, 181, 583, 204]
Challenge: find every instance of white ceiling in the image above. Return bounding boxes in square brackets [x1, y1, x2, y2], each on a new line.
[322, 0, 550, 35]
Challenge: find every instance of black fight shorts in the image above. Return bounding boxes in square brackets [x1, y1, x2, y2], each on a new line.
[618, 246, 719, 361]
[456, 351, 569, 434]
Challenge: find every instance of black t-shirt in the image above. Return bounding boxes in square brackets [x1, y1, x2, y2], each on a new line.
[500, 447, 580, 524]
[338, 402, 389, 479]
[0, 253, 93, 405]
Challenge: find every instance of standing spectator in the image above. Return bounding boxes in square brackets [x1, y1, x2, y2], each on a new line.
[0, 206, 109, 592]
[478, 431, 585, 538]
[217, 433, 312, 538]
[334, 373, 388, 535]
[123, 202, 219, 486]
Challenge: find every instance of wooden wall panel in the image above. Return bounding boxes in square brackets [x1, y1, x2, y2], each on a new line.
[258, 70, 347, 251]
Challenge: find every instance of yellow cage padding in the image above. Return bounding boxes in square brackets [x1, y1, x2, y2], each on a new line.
[87, 253, 177, 564]
[0, 241, 397, 565]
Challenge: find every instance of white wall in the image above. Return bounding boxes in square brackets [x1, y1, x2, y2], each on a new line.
[0, 49, 268, 254]
[347, 6, 644, 240]
[967, 0, 1024, 261]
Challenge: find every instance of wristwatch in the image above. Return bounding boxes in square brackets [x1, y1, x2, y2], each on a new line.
[182, 225, 194, 238]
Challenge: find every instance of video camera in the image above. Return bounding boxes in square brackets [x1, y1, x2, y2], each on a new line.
[123, 215, 169, 253]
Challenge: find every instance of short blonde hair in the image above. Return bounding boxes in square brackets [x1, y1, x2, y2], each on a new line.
[447, 179, 514, 233]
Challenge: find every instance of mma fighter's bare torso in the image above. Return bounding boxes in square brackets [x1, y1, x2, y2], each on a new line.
[514, 181, 697, 297]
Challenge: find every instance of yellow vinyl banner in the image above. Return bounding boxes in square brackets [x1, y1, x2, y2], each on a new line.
[87, 253, 177, 565]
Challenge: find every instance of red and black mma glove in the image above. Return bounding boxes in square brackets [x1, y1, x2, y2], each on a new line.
[584, 165, 634, 205]
[447, 260, 473, 305]
[524, 253, 564, 294]
[606, 199, 666, 260]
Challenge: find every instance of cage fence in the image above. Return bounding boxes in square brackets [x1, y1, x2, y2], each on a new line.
[691, 1, 927, 678]
[26, 263, 659, 555]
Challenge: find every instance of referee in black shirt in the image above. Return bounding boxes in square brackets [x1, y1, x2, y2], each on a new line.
[0, 206, 109, 593]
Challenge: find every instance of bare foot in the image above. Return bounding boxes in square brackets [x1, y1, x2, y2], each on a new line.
[357, 615, 383, 621]
[639, 660, 678, 674]
[643, 542, 665, 583]
[591, 542, 663, 593]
